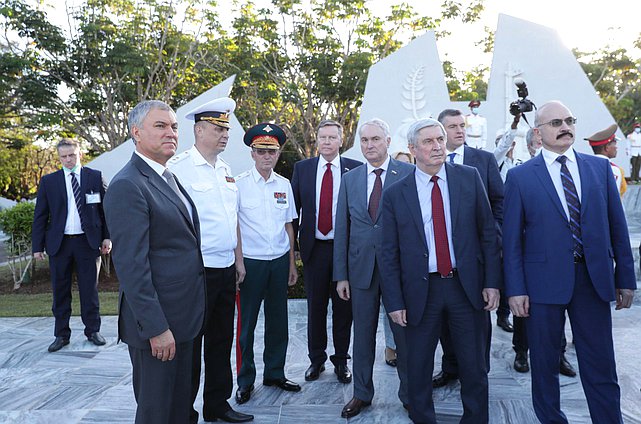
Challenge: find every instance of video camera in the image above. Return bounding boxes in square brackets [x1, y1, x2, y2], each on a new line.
[509, 78, 536, 116]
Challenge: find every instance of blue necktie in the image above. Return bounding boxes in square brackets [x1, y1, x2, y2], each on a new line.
[448, 153, 456, 164]
[556, 156, 583, 258]
[70, 172, 85, 232]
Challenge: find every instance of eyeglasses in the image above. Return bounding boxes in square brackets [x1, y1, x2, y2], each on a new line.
[537, 117, 577, 128]
[253, 149, 279, 156]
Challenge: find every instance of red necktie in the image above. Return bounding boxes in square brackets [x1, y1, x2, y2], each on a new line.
[431, 175, 452, 277]
[318, 163, 333, 235]
[368, 169, 383, 221]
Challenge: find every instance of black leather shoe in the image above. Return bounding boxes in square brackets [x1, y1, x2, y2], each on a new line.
[385, 347, 397, 367]
[263, 378, 301, 392]
[432, 371, 458, 388]
[497, 315, 514, 333]
[211, 408, 254, 422]
[48, 337, 69, 352]
[87, 332, 106, 346]
[235, 385, 253, 404]
[513, 351, 529, 373]
[559, 354, 576, 377]
[341, 397, 371, 418]
[334, 364, 352, 384]
[304, 363, 325, 381]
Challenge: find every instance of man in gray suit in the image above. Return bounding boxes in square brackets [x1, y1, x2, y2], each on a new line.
[334, 118, 414, 418]
[104, 100, 206, 424]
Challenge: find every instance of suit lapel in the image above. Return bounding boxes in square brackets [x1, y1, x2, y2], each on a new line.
[532, 154, 567, 220]
[377, 158, 402, 221]
[401, 171, 428, 249]
[55, 169, 68, 217]
[357, 165, 370, 222]
[340, 157, 355, 174]
[132, 154, 196, 236]
[463, 145, 477, 167]
[444, 163, 460, 230]
[575, 152, 591, 217]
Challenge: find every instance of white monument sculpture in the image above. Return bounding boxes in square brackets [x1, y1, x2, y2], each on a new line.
[345, 14, 627, 170]
[87, 75, 251, 182]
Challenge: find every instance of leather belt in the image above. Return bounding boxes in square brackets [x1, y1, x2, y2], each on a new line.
[315, 239, 334, 244]
[64, 234, 85, 239]
[429, 269, 458, 279]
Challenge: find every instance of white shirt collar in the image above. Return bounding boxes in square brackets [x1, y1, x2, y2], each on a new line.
[251, 165, 275, 183]
[135, 150, 167, 177]
[319, 154, 340, 169]
[366, 154, 390, 174]
[416, 164, 447, 186]
[62, 166, 82, 177]
[446, 144, 465, 155]
[541, 146, 577, 166]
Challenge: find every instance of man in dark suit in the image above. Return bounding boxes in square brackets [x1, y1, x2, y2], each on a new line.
[503, 101, 636, 423]
[291, 119, 361, 384]
[104, 100, 206, 424]
[32, 138, 111, 353]
[381, 117, 501, 423]
[432, 108, 505, 388]
[333, 118, 414, 418]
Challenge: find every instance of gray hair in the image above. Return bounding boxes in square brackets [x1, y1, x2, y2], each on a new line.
[128, 100, 174, 138]
[437, 109, 463, 124]
[525, 128, 537, 147]
[317, 119, 343, 134]
[56, 138, 80, 151]
[358, 118, 391, 139]
[407, 118, 446, 146]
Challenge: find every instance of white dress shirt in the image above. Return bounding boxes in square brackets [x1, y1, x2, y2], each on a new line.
[169, 146, 239, 268]
[63, 167, 83, 235]
[366, 155, 390, 203]
[415, 165, 457, 273]
[541, 147, 582, 221]
[236, 167, 298, 260]
[446, 144, 465, 165]
[314, 155, 342, 240]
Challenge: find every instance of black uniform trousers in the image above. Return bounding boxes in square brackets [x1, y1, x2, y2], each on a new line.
[190, 265, 236, 423]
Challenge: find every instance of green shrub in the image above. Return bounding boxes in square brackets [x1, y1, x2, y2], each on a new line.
[0, 201, 36, 255]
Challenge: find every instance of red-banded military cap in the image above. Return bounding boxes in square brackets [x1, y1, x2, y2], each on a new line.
[244, 123, 286, 150]
[584, 124, 618, 146]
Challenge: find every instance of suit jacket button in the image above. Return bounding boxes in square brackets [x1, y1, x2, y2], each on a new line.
[423, 277, 428, 281]
[373, 224, 379, 229]
[424, 253, 428, 258]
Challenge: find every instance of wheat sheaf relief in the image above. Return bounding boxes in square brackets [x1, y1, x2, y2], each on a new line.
[401, 66, 426, 120]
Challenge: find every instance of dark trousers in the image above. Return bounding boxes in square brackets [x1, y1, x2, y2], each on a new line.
[49, 235, 101, 339]
[440, 311, 491, 375]
[237, 254, 289, 388]
[528, 262, 622, 424]
[512, 316, 568, 354]
[129, 340, 194, 424]
[407, 273, 488, 424]
[631, 155, 641, 181]
[303, 240, 352, 367]
[351, 264, 408, 404]
[190, 265, 236, 423]
[496, 292, 510, 318]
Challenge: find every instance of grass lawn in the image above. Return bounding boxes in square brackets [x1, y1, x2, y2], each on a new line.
[0, 291, 119, 317]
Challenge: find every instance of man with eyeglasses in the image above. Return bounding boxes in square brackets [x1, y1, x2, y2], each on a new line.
[169, 98, 253, 423]
[503, 101, 635, 423]
[291, 120, 361, 385]
[234, 123, 301, 405]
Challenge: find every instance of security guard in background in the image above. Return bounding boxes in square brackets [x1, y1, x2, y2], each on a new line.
[465, 100, 488, 150]
[585, 124, 627, 197]
[234, 123, 301, 405]
[169, 98, 254, 423]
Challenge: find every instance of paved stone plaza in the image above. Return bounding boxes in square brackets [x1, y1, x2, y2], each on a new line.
[0, 299, 640, 424]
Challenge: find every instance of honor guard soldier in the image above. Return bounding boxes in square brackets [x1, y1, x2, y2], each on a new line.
[464, 100, 488, 150]
[586, 124, 627, 197]
[234, 123, 301, 405]
[169, 97, 254, 423]
[627, 123, 641, 181]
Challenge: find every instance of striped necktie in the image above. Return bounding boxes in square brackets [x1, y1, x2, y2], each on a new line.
[556, 155, 583, 258]
[448, 153, 456, 164]
[70, 172, 85, 232]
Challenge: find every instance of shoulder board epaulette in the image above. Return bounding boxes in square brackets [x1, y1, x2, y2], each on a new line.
[167, 150, 190, 164]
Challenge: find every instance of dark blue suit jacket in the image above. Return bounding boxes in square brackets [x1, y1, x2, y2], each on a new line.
[503, 151, 636, 304]
[463, 145, 504, 225]
[291, 155, 362, 264]
[380, 163, 502, 326]
[32, 167, 109, 256]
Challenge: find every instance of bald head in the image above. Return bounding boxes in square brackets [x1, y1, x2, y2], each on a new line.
[534, 101, 576, 155]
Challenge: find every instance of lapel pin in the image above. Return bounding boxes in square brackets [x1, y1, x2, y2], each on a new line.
[391, 170, 398, 175]
[344, 167, 350, 172]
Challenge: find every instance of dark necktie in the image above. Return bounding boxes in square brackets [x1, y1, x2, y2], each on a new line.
[448, 153, 456, 164]
[431, 175, 452, 276]
[318, 163, 333, 235]
[556, 156, 583, 258]
[368, 169, 383, 221]
[162, 169, 192, 222]
[70, 172, 85, 232]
